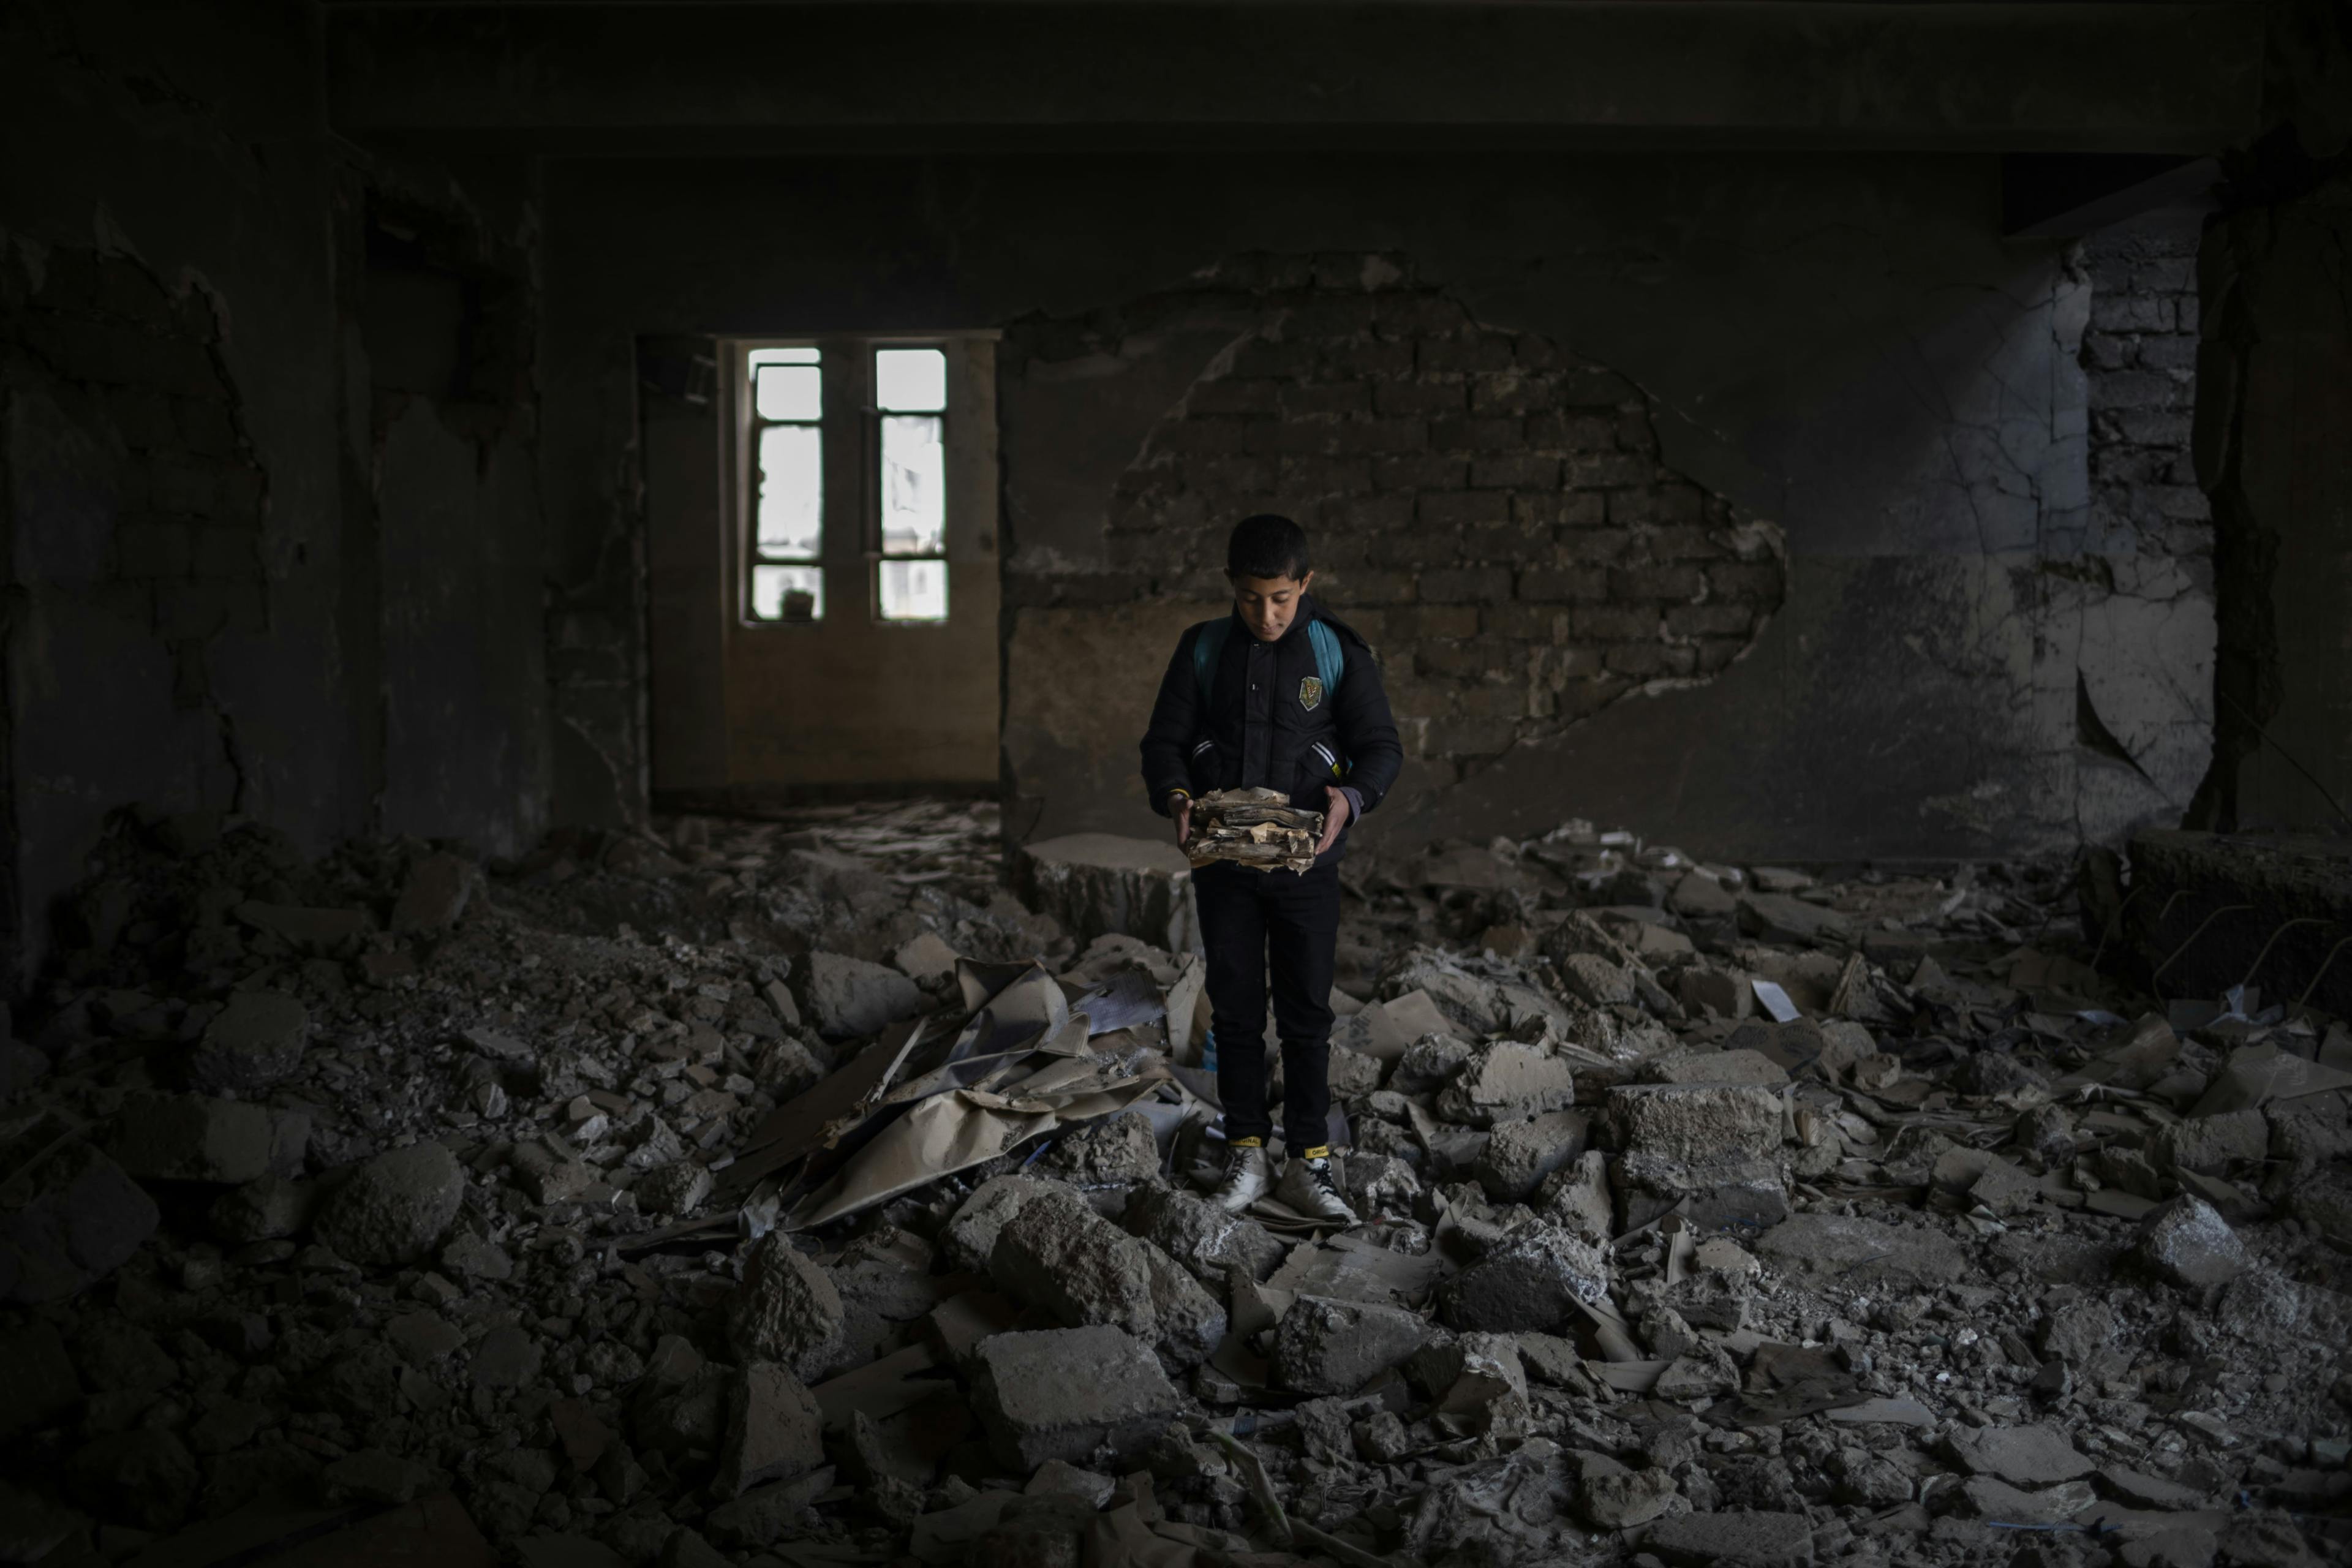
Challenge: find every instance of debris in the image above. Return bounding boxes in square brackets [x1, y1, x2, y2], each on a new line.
[9, 796, 2343, 1568]
[1273, 1295, 1432, 1393]
[969, 1325, 1182, 1468]
[312, 1139, 464, 1264]
[2132, 1193, 2248, 1289]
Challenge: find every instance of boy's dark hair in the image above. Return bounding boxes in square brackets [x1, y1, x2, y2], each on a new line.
[1226, 513, 1311, 581]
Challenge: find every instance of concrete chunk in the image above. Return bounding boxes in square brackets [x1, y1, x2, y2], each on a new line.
[2133, 1194, 2246, 1289]
[186, 989, 309, 1093]
[970, 1325, 1182, 1469]
[941, 1175, 1059, 1272]
[1946, 1423, 2095, 1487]
[1644, 1508, 1814, 1566]
[1613, 1150, 1790, 1232]
[1607, 1082, 1784, 1160]
[1435, 1042, 1577, 1127]
[1121, 1185, 1284, 1284]
[1437, 1221, 1610, 1333]
[1012, 834, 1196, 952]
[989, 1187, 1224, 1366]
[799, 952, 924, 1040]
[728, 1232, 846, 1381]
[1753, 1213, 1968, 1286]
[1472, 1109, 1588, 1202]
[314, 1140, 464, 1265]
[717, 1362, 825, 1498]
[1272, 1295, 1433, 1395]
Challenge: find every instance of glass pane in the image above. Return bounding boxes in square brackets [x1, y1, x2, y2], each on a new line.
[756, 424, 823, 557]
[751, 565, 823, 622]
[755, 363, 821, 421]
[748, 346, 819, 368]
[875, 347, 946, 412]
[880, 414, 946, 556]
[878, 559, 948, 622]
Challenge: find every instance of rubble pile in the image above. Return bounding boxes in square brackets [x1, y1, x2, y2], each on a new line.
[1186, 789, 1324, 874]
[3, 804, 2350, 1568]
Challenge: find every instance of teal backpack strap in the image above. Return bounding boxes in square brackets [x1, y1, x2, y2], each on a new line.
[1191, 617, 1231, 705]
[1308, 620, 1349, 778]
[1308, 620, 1345, 698]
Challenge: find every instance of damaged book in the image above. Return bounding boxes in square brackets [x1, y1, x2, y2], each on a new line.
[1185, 786, 1324, 873]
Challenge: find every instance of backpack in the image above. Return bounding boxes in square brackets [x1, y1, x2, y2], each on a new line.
[1191, 616, 1346, 707]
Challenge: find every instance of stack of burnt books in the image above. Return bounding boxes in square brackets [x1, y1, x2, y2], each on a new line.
[1186, 787, 1324, 873]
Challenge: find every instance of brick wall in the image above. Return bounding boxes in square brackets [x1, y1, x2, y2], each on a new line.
[1005, 253, 1785, 785]
[3, 244, 272, 704]
[2079, 211, 2211, 557]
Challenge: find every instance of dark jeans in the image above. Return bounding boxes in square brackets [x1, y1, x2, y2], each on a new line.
[1196, 859, 1341, 1152]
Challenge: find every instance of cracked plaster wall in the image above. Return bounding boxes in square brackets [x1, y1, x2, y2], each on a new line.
[543, 149, 2222, 862]
[0, 0, 551, 982]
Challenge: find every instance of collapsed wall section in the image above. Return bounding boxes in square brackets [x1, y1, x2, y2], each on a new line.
[1002, 252, 1787, 836]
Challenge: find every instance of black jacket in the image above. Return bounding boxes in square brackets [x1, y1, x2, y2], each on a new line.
[1138, 595, 1404, 859]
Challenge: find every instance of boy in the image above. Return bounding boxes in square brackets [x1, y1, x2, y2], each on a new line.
[1138, 514, 1404, 1221]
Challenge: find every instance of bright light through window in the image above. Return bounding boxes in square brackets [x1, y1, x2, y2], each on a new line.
[747, 346, 823, 621]
[752, 564, 823, 622]
[878, 559, 948, 621]
[880, 415, 945, 557]
[875, 348, 946, 413]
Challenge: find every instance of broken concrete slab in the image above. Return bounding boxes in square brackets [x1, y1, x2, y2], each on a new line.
[1121, 1184, 1284, 1283]
[1472, 1109, 1588, 1202]
[1012, 833, 1195, 953]
[1613, 1150, 1790, 1233]
[1643, 1508, 1815, 1567]
[1437, 1221, 1610, 1333]
[1435, 1042, 1577, 1127]
[1607, 1082, 1785, 1161]
[715, 1363, 826, 1498]
[728, 1232, 848, 1381]
[1752, 1213, 1969, 1286]
[1947, 1423, 2097, 1487]
[969, 1324, 1182, 1469]
[1272, 1294, 1433, 1395]
[1640, 1047, 1790, 1087]
[940, 1174, 1059, 1273]
[988, 1186, 1224, 1366]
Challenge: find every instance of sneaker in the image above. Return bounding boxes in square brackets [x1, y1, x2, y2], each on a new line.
[1275, 1153, 1360, 1226]
[1210, 1144, 1273, 1213]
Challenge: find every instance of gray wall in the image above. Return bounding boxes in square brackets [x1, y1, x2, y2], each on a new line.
[541, 150, 2214, 861]
[0, 0, 549, 980]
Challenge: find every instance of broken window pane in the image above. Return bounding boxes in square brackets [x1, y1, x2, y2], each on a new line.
[754, 363, 821, 422]
[877, 559, 948, 622]
[875, 347, 946, 413]
[751, 564, 823, 622]
[880, 414, 946, 557]
[756, 424, 823, 558]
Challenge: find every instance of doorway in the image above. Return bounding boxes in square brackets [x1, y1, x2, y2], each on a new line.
[643, 333, 1002, 806]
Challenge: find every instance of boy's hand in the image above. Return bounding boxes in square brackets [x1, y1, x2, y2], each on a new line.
[1171, 793, 1193, 848]
[1315, 785, 1351, 857]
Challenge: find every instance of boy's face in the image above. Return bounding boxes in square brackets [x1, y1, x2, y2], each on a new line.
[1231, 570, 1314, 643]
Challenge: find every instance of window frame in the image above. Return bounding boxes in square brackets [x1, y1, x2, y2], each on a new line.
[726, 333, 984, 632]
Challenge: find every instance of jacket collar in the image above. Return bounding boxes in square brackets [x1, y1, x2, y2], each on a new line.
[1228, 593, 1318, 647]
